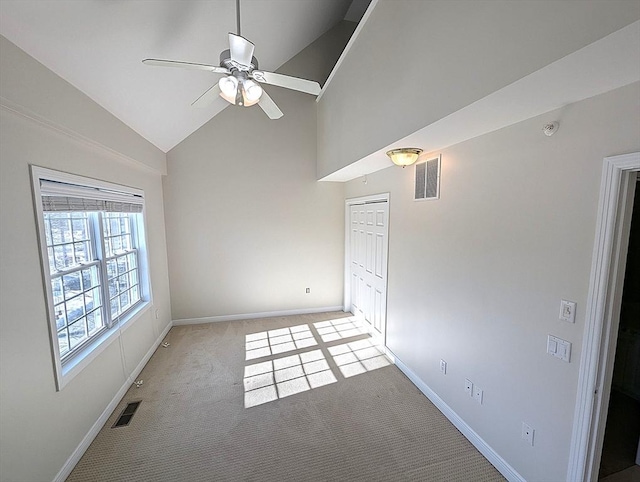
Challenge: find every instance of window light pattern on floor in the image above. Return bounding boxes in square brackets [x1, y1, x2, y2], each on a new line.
[244, 350, 336, 408]
[312, 317, 368, 342]
[243, 318, 392, 408]
[245, 324, 317, 360]
[328, 339, 390, 378]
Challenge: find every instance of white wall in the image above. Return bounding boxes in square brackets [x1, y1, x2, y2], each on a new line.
[0, 36, 172, 482]
[163, 30, 347, 321]
[344, 82, 640, 481]
[318, 0, 640, 179]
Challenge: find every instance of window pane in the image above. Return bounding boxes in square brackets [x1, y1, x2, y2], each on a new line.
[130, 269, 138, 286]
[81, 269, 91, 290]
[117, 256, 127, 275]
[120, 217, 130, 234]
[128, 252, 137, 269]
[44, 218, 52, 245]
[54, 303, 66, 330]
[106, 259, 117, 279]
[110, 298, 119, 318]
[62, 272, 81, 299]
[49, 214, 70, 244]
[85, 287, 101, 312]
[131, 284, 140, 304]
[58, 329, 70, 356]
[119, 291, 130, 311]
[66, 295, 85, 323]
[52, 277, 64, 304]
[53, 243, 77, 271]
[93, 286, 102, 307]
[110, 218, 121, 236]
[112, 236, 122, 253]
[108, 277, 118, 298]
[119, 273, 130, 292]
[48, 247, 56, 274]
[121, 234, 131, 251]
[68, 319, 88, 350]
[74, 241, 89, 264]
[103, 237, 111, 258]
[72, 218, 88, 241]
[53, 245, 66, 271]
[87, 310, 103, 335]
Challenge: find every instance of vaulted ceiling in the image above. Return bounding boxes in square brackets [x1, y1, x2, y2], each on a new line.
[0, 0, 368, 152]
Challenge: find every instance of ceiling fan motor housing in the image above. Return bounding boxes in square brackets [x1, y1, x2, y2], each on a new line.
[219, 49, 259, 72]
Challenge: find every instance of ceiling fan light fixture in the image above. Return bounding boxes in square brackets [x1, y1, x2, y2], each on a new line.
[243, 79, 263, 103]
[219, 75, 239, 104]
[386, 148, 423, 167]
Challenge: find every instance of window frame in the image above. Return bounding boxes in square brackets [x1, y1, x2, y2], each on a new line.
[30, 166, 152, 391]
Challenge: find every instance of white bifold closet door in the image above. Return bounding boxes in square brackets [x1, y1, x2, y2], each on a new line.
[349, 200, 389, 341]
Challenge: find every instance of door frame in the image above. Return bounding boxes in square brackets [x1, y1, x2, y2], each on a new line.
[344, 192, 390, 321]
[568, 152, 640, 482]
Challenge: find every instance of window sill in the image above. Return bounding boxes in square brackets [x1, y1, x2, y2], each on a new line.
[57, 301, 151, 390]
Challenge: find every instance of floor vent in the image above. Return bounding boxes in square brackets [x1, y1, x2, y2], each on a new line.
[112, 401, 141, 428]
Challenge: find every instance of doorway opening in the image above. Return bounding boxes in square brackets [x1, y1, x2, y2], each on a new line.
[568, 152, 640, 482]
[598, 178, 640, 481]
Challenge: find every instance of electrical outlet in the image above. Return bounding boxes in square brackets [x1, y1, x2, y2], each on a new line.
[305, 288, 310, 294]
[439, 359, 447, 374]
[473, 386, 483, 404]
[522, 422, 534, 446]
[465, 379, 473, 396]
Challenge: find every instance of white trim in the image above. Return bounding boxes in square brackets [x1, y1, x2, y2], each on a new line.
[392, 352, 526, 482]
[30, 165, 153, 390]
[172, 306, 345, 326]
[316, 0, 379, 101]
[59, 303, 152, 388]
[52, 320, 173, 482]
[343, 193, 390, 313]
[567, 152, 640, 482]
[1, 97, 166, 175]
[32, 165, 145, 199]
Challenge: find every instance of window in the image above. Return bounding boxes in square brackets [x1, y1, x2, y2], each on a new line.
[31, 167, 150, 390]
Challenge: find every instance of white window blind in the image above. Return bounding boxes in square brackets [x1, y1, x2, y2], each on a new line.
[40, 180, 143, 213]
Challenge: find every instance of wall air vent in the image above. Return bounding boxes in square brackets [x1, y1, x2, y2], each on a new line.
[415, 155, 441, 201]
[112, 401, 141, 428]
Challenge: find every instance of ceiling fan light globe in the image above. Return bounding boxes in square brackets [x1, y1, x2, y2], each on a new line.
[243, 79, 263, 102]
[219, 90, 237, 105]
[219, 75, 238, 98]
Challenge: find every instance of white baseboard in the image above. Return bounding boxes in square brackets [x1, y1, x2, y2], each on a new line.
[392, 353, 526, 482]
[53, 321, 173, 482]
[172, 306, 345, 326]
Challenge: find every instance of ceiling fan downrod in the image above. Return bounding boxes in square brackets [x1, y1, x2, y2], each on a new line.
[236, 0, 241, 37]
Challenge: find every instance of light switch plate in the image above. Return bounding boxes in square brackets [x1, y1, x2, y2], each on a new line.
[560, 299, 576, 323]
[548, 334, 571, 362]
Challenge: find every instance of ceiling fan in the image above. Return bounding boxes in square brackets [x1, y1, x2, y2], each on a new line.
[142, 0, 321, 119]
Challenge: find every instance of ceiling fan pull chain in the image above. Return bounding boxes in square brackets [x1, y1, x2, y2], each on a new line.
[236, 0, 241, 37]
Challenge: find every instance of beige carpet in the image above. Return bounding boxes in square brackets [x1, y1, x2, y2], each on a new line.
[67, 311, 505, 481]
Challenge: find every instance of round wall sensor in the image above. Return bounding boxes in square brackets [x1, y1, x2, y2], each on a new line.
[543, 121, 559, 136]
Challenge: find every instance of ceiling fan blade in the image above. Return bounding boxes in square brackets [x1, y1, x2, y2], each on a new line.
[191, 83, 222, 108]
[258, 91, 283, 119]
[143, 58, 229, 74]
[228, 33, 255, 67]
[251, 71, 321, 95]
